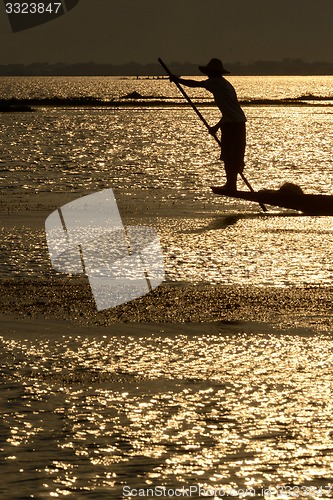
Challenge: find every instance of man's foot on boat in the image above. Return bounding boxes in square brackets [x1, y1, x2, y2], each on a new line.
[212, 184, 237, 194]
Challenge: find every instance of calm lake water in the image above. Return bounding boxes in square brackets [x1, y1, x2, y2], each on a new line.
[1, 76, 333, 287]
[2, 322, 333, 499]
[1, 76, 333, 499]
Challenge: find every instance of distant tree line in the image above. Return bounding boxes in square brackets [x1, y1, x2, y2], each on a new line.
[0, 59, 333, 76]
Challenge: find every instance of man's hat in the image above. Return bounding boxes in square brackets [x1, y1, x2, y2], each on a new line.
[199, 58, 230, 75]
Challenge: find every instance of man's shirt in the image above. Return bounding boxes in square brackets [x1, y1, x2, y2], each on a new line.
[203, 77, 246, 124]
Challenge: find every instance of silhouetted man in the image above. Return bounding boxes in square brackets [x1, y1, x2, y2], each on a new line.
[170, 58, 246, 192]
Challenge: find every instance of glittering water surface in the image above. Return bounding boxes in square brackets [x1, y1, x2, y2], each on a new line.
[161, 215, 333, 286]
[1, 77, 333, 286]
[1, 324, 333, 499]
[2, 213, 333, 287]
[1, 77, 333, 499]
[1, 105, 332, 194]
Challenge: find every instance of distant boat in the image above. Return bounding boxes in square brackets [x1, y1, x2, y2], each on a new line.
[211, 183, 333, 215]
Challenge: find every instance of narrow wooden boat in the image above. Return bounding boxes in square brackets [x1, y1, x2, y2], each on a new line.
[211, 185, 333, 215]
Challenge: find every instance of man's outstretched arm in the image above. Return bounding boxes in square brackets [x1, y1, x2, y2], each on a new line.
[169, 75, 205, 88]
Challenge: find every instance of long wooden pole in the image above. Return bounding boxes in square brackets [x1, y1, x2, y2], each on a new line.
[158, 57, 267, 212]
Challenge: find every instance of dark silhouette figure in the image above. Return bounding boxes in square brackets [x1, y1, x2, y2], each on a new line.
[170, 58, 246, 192]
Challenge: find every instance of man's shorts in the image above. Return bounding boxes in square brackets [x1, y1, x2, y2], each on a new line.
[220, 122, 246, 171]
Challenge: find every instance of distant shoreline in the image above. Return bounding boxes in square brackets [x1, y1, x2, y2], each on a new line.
[1, 59, 333, 76]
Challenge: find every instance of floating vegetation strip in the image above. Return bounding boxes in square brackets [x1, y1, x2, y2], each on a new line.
[1, 94, 332, 111]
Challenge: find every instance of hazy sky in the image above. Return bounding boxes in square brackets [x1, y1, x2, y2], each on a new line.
[1, 0, 333, 65]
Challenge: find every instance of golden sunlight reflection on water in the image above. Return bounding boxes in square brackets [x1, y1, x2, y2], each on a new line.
[1, 105, 332, 195]
[158, 214, 333, 286]
[1, 77, 333, 498]
[1, 100, 333, 286]
[1, 326, 333, 497]
[2, 211, 333, 287]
